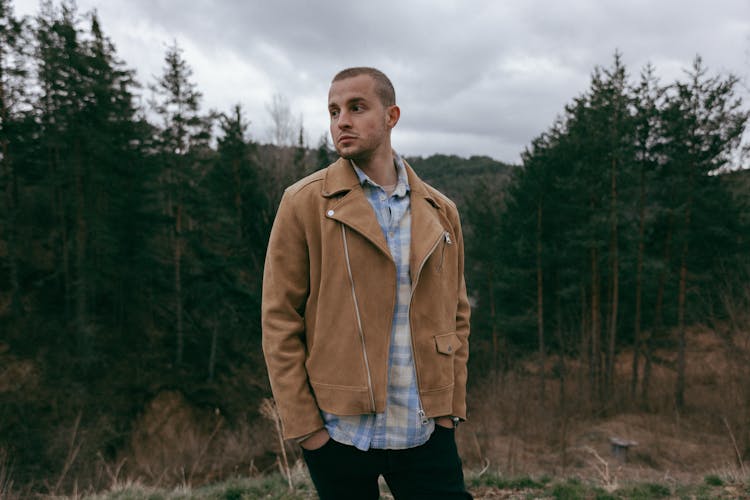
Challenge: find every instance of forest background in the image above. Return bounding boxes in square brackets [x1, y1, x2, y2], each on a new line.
[1, 0, 750, 496]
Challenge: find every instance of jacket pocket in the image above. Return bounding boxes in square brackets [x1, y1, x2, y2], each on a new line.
[418, 332, 460, 394]
[434, 332, 461, 355]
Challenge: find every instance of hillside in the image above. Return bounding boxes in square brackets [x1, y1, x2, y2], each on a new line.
[406, 154, 516, 207]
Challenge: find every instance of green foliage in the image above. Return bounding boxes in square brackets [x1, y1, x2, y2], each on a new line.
[192, 475, 312, 500]
[550, 478, 588, 500]
[55, 473, 745, 500]
[0, 0, 267, 490]
[468, 472, 545, 490]
[405, 153, 513, 208]
[617, 482, 671, 499]
[704, 474, 724, 486]
[66, 474, 315, 499]
[463, 50, 750, 408]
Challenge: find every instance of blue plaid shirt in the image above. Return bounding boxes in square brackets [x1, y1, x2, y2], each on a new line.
[322, 153, 435, 450]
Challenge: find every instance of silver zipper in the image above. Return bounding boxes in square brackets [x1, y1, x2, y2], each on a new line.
[437, 232, 452, 272]
[409, 230, 451, 425]
[341, 225, 377, 412]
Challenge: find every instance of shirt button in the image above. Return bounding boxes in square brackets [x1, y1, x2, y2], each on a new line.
[388, 231, 394, 238]
[327, 210, 334, 217]
[379, 194, 386, 201]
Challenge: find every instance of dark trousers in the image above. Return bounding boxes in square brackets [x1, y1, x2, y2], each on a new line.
[301, 425, 473, 500]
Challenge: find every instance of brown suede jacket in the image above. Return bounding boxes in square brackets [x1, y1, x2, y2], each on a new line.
[261, 157, 470, 440]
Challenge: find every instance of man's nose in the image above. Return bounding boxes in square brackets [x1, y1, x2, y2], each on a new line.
[337, 110, 351, 128]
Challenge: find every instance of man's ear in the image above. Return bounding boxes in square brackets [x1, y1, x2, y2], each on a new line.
[386, 105, 400, 129]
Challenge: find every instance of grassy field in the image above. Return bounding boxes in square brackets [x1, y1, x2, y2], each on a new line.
[25, 466, 750, 500]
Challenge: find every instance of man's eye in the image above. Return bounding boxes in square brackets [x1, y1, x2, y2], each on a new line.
[330, 110, 339, 118]
[352, 105, 361, 112]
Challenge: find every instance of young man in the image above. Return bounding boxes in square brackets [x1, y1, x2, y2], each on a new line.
[262, 67, 472, 499]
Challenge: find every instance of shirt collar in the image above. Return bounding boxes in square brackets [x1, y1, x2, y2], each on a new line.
[351, 151, 410, 197]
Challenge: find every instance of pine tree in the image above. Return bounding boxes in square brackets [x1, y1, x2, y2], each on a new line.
[629, 63, 664, 402]
[0, 0, 29, 317]
[27, 1, 153, 368]
[191, 104, 265, 381]
[660, 57, 749, 408]
[590, 54, 635, 398]
[316, 133, 335, 171]
[150, 41, 212, 366]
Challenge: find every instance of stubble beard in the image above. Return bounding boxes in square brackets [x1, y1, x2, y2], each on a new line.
[335, 141, 375, 163]
[335, 132, 388, 164]
[338, 148, 371, 163]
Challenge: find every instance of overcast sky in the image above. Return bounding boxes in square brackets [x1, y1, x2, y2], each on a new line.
[12, 0, 750, 164]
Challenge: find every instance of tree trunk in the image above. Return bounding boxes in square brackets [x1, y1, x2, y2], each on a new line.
[590, 244, 602, 408]
[580, 281, 590, 403]
[232, 157, 243, 241]
[555, 271, 568, 469]
[676, 196, 692, 410]
[631, 165, 646, 399]
[0, 62, 23, 317]
[555, 270, 566, 410]
[175, 202, 184, 365]
[644, 210, 674, 404]
[1, 129, 22, 317]
[606, 156, 619, 398]
[488, 270, 499, 370]
[536, 200, 546, 403]
[2, 146, 22, 316]
[52, 146, 73, 324]
[74, 139, 89, 355]
[208, 315, 218, 382]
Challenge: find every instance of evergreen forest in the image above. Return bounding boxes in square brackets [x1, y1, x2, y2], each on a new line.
[1, 0, 749, 494]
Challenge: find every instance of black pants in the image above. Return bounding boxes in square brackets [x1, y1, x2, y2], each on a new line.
[301, 425, 472, 499]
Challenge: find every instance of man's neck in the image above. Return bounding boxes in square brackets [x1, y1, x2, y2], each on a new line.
[352, 147, 398, 187]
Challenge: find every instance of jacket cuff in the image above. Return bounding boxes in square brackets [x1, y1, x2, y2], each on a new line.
[281, 409, 326, 441]
[294, 426, 326, 444]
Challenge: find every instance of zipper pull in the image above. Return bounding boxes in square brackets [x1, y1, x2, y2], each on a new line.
[418, 409, 428, 425]
[444, 232, 452, 245]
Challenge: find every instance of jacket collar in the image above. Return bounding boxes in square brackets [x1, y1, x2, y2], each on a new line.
[321, 158, 360, 198]
[322, 156, 441, 210]
[322, 156, 447, 274]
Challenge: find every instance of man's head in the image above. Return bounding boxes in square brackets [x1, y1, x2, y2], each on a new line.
[328, 67, 400, 163]
[332, 67, 396, 107]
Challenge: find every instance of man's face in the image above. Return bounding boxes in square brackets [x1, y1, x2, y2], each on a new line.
[328, 74, 398, 162]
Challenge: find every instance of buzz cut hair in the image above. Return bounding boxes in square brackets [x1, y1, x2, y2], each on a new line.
[332, 67, 396, 107]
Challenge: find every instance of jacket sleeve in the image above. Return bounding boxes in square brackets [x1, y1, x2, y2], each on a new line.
[451, 207, 471, 421]
[261, 189, 324, 440]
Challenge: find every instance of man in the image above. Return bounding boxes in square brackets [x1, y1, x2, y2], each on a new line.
[262, 67, 471, 499]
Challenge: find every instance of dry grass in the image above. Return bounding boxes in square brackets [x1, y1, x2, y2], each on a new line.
[109, 390, 282, 490]
[458, 323, 750, 490]
[0, 448, 19, 500]
[47, 466, 750, 499]
[259, 398, 294, 490]
[16, 307, 750, 497]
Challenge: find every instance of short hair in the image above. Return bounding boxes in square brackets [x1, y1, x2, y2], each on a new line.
[332, 67, 396, 107]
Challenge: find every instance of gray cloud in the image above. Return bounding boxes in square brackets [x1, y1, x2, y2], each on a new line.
[12, 0, 750, 163]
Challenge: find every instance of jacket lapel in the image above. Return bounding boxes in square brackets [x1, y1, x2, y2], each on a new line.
[406, 163, 446, 281]
[321, 157, 447, 268]
[323, 159, 391, 258]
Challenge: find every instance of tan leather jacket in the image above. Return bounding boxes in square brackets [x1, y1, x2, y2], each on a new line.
[262, 158, 470, 440]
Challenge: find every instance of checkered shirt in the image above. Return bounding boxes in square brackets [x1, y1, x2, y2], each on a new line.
[321, 153, 435, 450]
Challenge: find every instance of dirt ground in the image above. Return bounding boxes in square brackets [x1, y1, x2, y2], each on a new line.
[453, 326, 750, 495]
